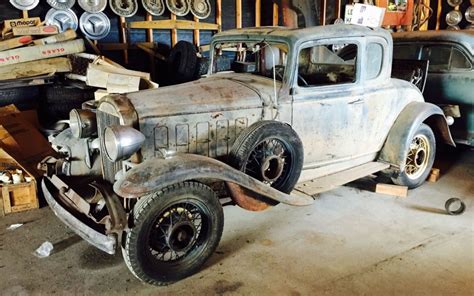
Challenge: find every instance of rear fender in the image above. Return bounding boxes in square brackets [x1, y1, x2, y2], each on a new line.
[113, 154, 312, 206]
[379, 102, 455, 171]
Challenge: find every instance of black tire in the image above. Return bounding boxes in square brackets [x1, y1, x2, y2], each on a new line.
[392, 123, 436, 189]
[229, 121, 304, 194]
[167, 41, 198, 84]
[122, 181, 224, 286]
[39, 85, 95, 124]
[0, 86, 40, 110]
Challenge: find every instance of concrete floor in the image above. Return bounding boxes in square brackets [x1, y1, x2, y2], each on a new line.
[1, 148, 473, 295]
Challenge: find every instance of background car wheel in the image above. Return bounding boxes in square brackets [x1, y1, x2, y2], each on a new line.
[228, 121, 304, 209]
[392, 123, 436, 189]
[122, 181, 224, 286]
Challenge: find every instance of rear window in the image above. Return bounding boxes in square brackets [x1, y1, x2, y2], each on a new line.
[393, 44, 420, 60]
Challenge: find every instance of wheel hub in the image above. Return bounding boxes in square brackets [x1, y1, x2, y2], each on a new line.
[405, 134, 430, 179]
[261, 155, 285, 183]
[166, 221, 196, 252]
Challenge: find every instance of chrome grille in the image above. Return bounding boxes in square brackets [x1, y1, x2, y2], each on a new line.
[97, 110, 121, 183]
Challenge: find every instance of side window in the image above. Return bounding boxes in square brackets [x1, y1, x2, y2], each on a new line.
[366, 43, 383, 80]
[393, 44, 420, 60]
[451, 48, 472, 70]
[297, 43, 357, 87]
[421, 46, 451, 72]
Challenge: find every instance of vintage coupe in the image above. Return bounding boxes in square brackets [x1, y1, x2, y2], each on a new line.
[392, 30, 474, 146]
[40, 25, 454, 285]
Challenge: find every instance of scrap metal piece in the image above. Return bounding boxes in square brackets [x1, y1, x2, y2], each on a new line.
[78, 0, 107, 13]
[446, 10, 462, 26]
[166, 0, 190, 16]
[45, 8, 79, 33]
[189, 0, 211, 19]
[9, 0, 39, 10]
[142, 0, 166, 16]
[445, 198, 466, 215]
[110, 0, 138, 17]
[79, 12, 111, 40]
[47, 0, 75, 10]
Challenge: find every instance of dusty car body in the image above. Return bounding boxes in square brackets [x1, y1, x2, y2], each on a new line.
[40, 24, 455, 285]
[392, 30, 474, 146]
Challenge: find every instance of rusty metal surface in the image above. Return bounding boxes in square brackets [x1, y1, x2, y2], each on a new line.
[226, 182, 272, 211]
[379, 102, 455, 171]
[114, 153, 313, 206]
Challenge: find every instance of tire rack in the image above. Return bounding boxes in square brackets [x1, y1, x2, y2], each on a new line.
[96, 0, 281, 81]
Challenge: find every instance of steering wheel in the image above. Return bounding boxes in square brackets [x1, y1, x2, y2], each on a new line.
[274, 65, 309, 86]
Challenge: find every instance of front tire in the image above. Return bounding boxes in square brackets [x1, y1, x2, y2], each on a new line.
[392, 123, 436, 189]
[122, 181, 224, 285]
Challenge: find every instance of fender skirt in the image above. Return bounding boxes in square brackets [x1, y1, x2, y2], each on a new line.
[379, 102, 455, 171]
[113, 154, 313, 206]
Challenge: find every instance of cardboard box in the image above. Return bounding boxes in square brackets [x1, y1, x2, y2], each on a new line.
[12, 25, 59, 36]
[0, 36, 33, 51]
[33, 29, 77, 46]
[0, 57, 71, 81]
[350, 4, 386, 28]
[0, 39, 85, 67]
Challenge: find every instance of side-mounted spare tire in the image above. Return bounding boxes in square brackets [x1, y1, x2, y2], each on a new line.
[228, 121, 304, 209]
[167, 41, 198, 84]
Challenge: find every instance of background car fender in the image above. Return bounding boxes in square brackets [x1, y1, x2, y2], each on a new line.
[379, 102, 455, 171]
[113, 153, 313, 206]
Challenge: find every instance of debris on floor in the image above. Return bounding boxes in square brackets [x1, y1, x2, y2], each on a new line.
[34, 241, 54, 258]
[6, 223, 23, 230]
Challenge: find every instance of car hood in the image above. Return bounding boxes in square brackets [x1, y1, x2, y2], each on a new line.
[127, 73, 277, 119]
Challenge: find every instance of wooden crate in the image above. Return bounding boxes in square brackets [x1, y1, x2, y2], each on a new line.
[0, 181, 38, 216]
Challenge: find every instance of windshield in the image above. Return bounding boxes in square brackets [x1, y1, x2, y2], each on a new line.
[210, 41, 289, 81]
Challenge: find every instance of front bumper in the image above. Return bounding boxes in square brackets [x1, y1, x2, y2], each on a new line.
[41, 178, 117, 255]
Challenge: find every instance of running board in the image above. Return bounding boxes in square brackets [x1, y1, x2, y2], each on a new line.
[295, 162, 390, 196]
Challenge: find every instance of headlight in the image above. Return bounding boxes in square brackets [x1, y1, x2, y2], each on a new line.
[104, 125, 145, 161]
[69, 109, 97, 139]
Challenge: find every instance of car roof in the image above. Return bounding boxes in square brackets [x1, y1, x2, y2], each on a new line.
[213, 24, 392, 45]
[392, 30, 474, 55]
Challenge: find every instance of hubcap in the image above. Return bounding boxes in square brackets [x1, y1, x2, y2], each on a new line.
[167, 221, 196, 252]
[405, 134, 430, 179]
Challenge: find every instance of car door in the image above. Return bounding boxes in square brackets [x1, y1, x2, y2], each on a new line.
[290, 38, 368, 169]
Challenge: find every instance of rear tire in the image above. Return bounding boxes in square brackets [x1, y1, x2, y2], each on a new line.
[392, 123, 436, 189]
[122, 181, 224, 285]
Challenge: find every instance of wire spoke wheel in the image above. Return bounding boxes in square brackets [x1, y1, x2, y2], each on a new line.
[122, 182, 223, 285]
[148, 201, 205, 262]
[405, 134, 430, 180]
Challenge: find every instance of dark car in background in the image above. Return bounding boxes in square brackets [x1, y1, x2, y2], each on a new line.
[392, 30, 474, 146]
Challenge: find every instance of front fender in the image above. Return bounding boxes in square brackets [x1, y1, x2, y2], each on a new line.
[113, 154, 313, 206]
[379, 102, 455, 170]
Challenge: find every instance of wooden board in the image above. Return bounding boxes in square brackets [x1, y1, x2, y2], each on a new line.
[295, 162, 390, 196]
[1, 182, 38, 216]
[375, 183, 408, 197]
[0, 36, 32, 51]
[12, 25, 59, 36]
[127, 19, 219, 30]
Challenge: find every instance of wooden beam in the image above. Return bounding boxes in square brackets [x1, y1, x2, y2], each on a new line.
[128, 19, 219, 30]
[236, 0, 242, 28]
[170, 14, 177, 46]
[145, 13, 155, 81]
[273, 3, 279, 26]
[22, 10, 28, 19]
[255, 0, 261, 27]
[216, 0, 222, 31]
[194, 17, 200, 47]
[119, 16, 128, 64]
